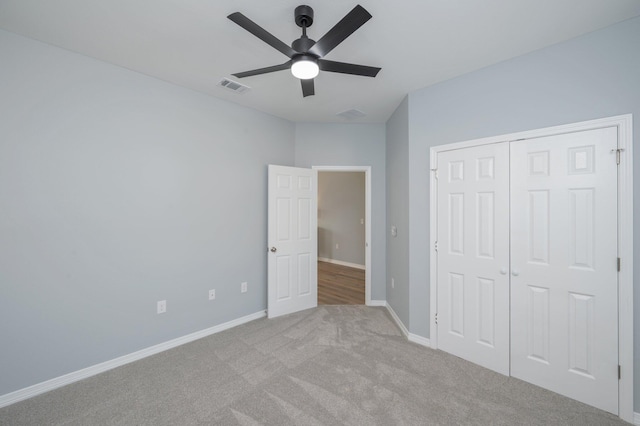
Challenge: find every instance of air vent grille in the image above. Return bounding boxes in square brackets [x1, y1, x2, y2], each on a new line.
[336, 108, 367, 120]
[218, 78, 250, 94]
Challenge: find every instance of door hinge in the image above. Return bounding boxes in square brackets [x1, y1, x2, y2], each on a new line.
[618, 365, 621, 380]
[617, 257, 621, 272]
[611, 148, 624, 165]
[435, 312, 438, 325]
[432, 168, 438, 179]
[434, 240, 438, 252]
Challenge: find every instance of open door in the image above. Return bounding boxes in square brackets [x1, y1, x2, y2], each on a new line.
[268, 165, 318, 318]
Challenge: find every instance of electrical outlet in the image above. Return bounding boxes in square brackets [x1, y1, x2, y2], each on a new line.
[157, 300, 166, 314]
[241, 282, 247, 293]
[335, 243, 339, 249]
[209, 289, 216, 300]
[391, 278, 395, 289]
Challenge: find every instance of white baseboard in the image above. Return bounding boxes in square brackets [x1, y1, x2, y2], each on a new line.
[0, 310, 266, 409]
[368, 299, 387, 307]
[634, 411, 640, 425]
[318, 257, 365, 270]
[385, 302, 409, 337]
[408, 333, 431, 348]
[384, 303, 431, 348]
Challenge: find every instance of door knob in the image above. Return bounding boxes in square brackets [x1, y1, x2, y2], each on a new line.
[500, 267, 508, 275]
[270, 247, 277, 253]
[512, 269, 520, 277]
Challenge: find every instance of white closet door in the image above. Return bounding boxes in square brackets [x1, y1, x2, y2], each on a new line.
[437, 142, 510, 375]
[510, 128, 618, 414]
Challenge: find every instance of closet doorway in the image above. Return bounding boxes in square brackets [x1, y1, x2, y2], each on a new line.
[429, 115, 633, 421]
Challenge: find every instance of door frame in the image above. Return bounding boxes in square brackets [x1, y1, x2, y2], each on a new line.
[313, 166, 372, 305]
[428, 114, 633, 422]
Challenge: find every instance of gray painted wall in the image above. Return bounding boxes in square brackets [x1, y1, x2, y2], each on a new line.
[385, 97, 410, 327]
[294, 123, 386, 301]
[387, 16, 640, 408]
[318, 172, 366, 266]
[0, 30, 295, 396]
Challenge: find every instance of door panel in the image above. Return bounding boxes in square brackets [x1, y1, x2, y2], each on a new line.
[437, 142, 510, 375]
[268, 165, 317, 318]
[510, 127, 618, 414]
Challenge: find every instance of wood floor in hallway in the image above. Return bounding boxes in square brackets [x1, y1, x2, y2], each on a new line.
[318, 261, 365, 305]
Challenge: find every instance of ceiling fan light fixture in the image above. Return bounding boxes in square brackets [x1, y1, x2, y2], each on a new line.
[291, 56, 319, 80]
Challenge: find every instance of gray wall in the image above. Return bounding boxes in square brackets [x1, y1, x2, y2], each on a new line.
[387, 16, 640, 407]
[385, 97, 410, 326]
[294, 123, 386, 301]
[318, 172, 366, 266]
[0, 30, 295, 396]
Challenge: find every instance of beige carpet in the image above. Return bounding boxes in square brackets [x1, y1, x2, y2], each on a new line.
[0, 306, 625, 425]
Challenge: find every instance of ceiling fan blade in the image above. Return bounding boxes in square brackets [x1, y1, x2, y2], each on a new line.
[301, 79, 315, 97]
[308, 5, 372, 58]
[318, 59, 380, 77]
[232, 61, 292, 78]
[228, 12, 297, 58]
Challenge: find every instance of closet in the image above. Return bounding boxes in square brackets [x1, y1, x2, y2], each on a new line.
[435, 126, 619, 414]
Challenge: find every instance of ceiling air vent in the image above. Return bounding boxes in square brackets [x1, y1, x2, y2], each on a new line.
[336, 108, 367, 120]
[218, 78, 250, 94]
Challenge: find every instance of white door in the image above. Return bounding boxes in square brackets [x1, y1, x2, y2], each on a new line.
[437, 142, 510, 375]
[268, 165, 318, 318]
[510, 128, 618, 414]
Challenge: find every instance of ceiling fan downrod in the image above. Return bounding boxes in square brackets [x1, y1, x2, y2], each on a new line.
[292, 5, 316, 53]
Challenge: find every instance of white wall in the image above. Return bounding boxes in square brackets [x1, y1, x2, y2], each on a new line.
[294, 123, 386, 301]
[386, 16, 640, 409]
[318, 172, 366, 266]
[0, 30, 295, 396]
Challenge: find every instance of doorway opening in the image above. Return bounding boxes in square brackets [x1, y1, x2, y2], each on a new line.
[313, 166, 372, 305]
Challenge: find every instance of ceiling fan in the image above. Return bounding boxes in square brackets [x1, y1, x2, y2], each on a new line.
[227, 4, 381, 97]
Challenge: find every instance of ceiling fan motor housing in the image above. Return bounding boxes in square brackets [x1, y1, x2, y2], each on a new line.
[295, 5, 314, 28]
[292, 36, 316, 53]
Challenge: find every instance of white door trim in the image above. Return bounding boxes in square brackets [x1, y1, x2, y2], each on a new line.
[428, 114, 633, 423]
[312, 166, 372, 305]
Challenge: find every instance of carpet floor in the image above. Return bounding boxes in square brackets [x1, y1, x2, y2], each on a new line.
[0, 306, 626, 425]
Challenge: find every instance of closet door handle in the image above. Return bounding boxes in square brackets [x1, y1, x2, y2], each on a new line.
[500, 267, 508, 275]
[512, 269, 520, 277]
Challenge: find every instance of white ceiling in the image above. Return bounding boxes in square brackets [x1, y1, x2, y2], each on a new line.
[1, 0, 639, 123]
